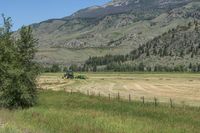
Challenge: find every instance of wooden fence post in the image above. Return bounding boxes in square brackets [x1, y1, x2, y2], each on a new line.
[71, 89, 73, 94]
[129, 94, 131, 102]
[109, 93, 111, 101]
[87, 90, 89, 96]
[154, 97, 158, 107]
[141, 96, 145, 104]
[118, 92, 120, 101]
[99, 92, 101, 97]
[170, 98, 173, 108]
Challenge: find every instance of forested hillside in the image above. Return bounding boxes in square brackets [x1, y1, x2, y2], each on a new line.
[84, 21, 200, 72]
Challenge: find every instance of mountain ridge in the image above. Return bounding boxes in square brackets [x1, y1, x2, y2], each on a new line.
[70, 0, 191, 19]
[28, 0, 200, 65]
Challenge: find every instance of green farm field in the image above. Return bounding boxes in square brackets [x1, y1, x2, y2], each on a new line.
[0, 90, 200, 133]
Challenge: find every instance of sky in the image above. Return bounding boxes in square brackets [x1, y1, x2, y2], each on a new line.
[0, 0, 111, 30]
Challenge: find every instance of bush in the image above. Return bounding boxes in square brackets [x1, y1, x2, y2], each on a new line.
[75, 75, 87, 79]
[50, 64, 61, 72]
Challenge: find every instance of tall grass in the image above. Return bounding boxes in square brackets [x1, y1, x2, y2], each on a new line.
[0, 90, 200, 133]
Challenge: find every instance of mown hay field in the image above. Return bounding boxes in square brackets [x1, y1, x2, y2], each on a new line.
[38, 72, 200, 106]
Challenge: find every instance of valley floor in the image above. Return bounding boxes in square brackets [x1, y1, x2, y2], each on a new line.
[38, 72, 200, 106]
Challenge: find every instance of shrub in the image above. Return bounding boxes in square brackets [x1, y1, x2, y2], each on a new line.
[75, 75, 87, 79]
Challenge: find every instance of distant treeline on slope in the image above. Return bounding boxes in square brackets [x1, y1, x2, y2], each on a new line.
[81, 21, 200, 72]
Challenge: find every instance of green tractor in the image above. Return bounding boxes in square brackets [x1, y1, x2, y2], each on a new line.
[64, 70, 74, 79]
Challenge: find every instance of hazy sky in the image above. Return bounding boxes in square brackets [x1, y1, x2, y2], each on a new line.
[0, 0, 110, 30]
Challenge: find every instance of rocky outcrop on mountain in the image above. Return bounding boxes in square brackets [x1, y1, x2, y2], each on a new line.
[64, 40, 87, 48]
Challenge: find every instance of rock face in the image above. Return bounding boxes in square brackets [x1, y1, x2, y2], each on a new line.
[64, 40, 86, 48]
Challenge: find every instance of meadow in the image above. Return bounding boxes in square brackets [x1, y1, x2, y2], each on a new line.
[0, 90, 200, 133]
[1, 72, 200, 133]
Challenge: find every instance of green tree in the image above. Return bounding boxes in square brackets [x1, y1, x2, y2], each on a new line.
[69, 64, 78, 72]
[180, 50, 184, 58]
[163, 47, 168, 56]
[138, 63, 145, 71]
[93, 65, 97, 72]
[51, 64, 61, 72]
[63, 66, 68, 72]
[146, 49, 150, 56]
[0, 16, 39, 109]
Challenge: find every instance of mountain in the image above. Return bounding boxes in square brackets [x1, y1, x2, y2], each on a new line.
[71, 0, 191, 19]
[30, 0, 200, 65]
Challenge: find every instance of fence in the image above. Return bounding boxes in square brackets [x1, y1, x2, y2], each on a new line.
[65, 89, 183, 108]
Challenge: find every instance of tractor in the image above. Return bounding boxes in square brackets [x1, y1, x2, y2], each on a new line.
[64, 70, 74, 79]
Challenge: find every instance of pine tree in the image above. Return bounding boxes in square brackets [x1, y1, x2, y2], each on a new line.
[189, 63, 192, 70]
[146, 49, 150, 56]
[153, 48, 157, 55]
[163, 47, 168, 56]
[93, 65, 97, 72]
[191, 53, 194, 58]
[180, 50, 184, 58]
[138, 63, 145, 71]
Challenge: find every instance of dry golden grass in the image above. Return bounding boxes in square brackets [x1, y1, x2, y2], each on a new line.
[37, 73, 200, 106]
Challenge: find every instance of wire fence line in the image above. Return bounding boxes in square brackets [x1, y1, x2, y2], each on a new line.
[64, 89, 192, 108]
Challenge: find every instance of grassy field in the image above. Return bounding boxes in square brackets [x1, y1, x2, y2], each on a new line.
[0, 90, 200, 133]
[1, 72, 200, 133]
[38, 72, 200, 106]
[36, 45, 133, 65]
